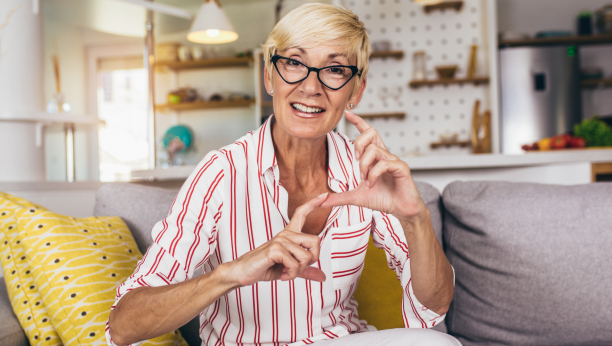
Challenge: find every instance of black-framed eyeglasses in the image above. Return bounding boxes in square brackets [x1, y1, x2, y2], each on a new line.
[271, 54, 361, 91]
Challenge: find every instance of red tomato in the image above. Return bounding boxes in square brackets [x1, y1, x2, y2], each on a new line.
[550, 135, 568, 149]
[569, 137, 587, 148]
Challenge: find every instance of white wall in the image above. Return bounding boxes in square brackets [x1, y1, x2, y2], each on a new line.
[0, 0, 46, 182]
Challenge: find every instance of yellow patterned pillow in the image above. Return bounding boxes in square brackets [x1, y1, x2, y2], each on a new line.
[0, 192, 63, 345]
[14, 203, 188, 346]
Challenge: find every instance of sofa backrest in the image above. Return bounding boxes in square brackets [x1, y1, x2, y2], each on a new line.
[94, 183, 178, 255]
[442, 181, 612, 346]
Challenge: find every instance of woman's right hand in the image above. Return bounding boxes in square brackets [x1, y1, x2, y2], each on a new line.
[223, 193, 328, 288]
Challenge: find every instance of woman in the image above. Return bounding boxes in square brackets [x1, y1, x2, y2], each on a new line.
[107, 3, 458, 346]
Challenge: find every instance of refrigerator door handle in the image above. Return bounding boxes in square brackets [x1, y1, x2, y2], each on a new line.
[534, 72, 547, 92]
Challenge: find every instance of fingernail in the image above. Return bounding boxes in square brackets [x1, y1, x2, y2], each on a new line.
[318, 192, 328, 198]
[360, 172, 364, 181]
[365, 180, 370, 189]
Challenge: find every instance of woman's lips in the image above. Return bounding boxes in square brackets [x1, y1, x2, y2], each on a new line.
[290, 103, 326, 118]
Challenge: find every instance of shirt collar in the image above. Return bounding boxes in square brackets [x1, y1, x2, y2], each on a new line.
[254, 115, 350, 190]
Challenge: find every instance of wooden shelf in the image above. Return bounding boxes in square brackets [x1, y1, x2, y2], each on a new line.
[499, 34, 612, 48]
[409, 77, 489, 89]
[155, 99, 254, 112]
[424, 1, 463, 13]
[155, 56, 254, 71]
[370, 50, 404, 59]
[581, 78, 612, 88]
[357, 112, 406, 119]
[430, 140, 471, 149]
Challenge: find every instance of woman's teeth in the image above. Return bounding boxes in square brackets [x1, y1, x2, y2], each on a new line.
[292, 103, 323, 113]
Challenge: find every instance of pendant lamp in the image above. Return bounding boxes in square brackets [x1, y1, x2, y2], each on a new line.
[187, 0, 238, 44]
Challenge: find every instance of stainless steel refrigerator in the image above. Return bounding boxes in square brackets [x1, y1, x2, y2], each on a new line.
[499, 46, 581, 154]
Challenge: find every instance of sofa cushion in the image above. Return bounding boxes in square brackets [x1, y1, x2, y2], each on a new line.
[94, 183, 178, 255]
[0, 277, 29, 346]
[94, 183, 202, 346]
[354, 181, 447, 332]
[442, 181, 612, 346]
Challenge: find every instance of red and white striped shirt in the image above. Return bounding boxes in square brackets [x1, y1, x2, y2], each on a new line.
[106, 116, 445, 346]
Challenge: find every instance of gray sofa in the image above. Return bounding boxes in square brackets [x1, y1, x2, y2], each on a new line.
[1, 181, 611, 345]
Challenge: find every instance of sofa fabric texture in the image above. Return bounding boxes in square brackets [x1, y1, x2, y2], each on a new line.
[442, 181, 612, 346]
[0, 277, 28, 346]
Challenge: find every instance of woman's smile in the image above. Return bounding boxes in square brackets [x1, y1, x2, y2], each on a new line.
[290, 102, 327, 119]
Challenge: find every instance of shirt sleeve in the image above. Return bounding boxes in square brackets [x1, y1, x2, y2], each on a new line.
[370, 210, 448, 329]
[106, 152, 225, 346]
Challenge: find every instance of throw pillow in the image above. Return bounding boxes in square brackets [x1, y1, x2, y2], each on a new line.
[14, 200, 188, 346]
[0, 192, 62, 345]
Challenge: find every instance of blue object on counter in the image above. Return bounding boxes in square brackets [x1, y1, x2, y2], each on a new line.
[535, 31, 573, 38]
[162, 125, 194, 153]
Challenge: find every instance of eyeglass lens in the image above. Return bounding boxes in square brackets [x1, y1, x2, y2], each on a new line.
[275, 58, 354, 89]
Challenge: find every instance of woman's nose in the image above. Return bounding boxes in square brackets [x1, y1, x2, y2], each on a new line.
[299, 70, 324, 96]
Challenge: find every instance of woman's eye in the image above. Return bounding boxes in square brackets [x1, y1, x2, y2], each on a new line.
[329, 67, 345, 74]
[289, 60, 301, 66]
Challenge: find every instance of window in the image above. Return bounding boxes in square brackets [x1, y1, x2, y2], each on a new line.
[96, 56, 150, 182]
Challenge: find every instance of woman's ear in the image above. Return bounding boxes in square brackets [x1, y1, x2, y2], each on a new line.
[346, 77, 367, 110]
[263, 66, 274, 95]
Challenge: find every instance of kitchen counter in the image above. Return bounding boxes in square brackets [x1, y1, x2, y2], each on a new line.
[131, 148, 612, 181]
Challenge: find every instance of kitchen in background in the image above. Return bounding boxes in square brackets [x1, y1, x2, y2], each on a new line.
[3, 0, 611, 185]
[497, 0, 612, 154]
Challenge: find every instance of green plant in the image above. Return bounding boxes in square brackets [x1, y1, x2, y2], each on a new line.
[574, 117, 612, 147]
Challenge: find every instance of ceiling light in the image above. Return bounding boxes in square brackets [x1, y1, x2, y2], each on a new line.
[187, 0, 238, 44]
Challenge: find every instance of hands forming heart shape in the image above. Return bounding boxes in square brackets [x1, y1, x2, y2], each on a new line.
[321, 110, 427, 220]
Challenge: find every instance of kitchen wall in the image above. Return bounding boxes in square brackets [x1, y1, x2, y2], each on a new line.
[344, 0, 494, 157]
[497, 0, 612, 120]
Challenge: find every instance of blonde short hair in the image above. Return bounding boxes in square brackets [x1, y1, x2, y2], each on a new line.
[262, 3, 370, 94]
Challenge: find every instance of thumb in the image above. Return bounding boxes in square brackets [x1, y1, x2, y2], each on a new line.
[320, 182, 369, 208]
[297, 266, 327, 282]
[287, 193, 329, 232]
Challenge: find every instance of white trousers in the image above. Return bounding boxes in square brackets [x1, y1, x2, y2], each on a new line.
[310, 328, 462, 346]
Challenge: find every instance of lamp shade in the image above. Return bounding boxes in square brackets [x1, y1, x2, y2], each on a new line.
[187, 0, 238, 44]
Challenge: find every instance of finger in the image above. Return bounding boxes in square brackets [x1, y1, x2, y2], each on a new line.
[344, 110, 371, 134]
[282, 242, 314, 275]
[287, 193, 328, 232]
[278, 231, 321, 265]
[353, 128, 387, 160]
[268, 244, 300, 280]
[359, 144, 396, 182]
[297, 266, 327, 282]
[320, 183, 369, 209]
[367, 159, 408, 188]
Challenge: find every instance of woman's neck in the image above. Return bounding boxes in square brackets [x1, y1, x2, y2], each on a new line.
[271, 118, 328, 189]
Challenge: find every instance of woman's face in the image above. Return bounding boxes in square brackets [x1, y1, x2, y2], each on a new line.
[264, 44, 366, 140]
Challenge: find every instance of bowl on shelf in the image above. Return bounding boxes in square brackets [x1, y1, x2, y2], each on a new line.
[435, 65, 458, 79]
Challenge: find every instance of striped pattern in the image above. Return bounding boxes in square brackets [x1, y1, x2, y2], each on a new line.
[110, 116, 444, 346]
[0, 193, 62, 345]
[12, 205, 187, 346]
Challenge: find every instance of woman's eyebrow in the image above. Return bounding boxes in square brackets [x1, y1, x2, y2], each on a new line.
[326, 53, 351, 64]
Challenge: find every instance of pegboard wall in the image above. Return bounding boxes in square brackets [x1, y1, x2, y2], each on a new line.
[339, 0, 492, 156]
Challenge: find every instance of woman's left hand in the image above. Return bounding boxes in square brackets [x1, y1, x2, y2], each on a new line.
[321, 111, 426, 220]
